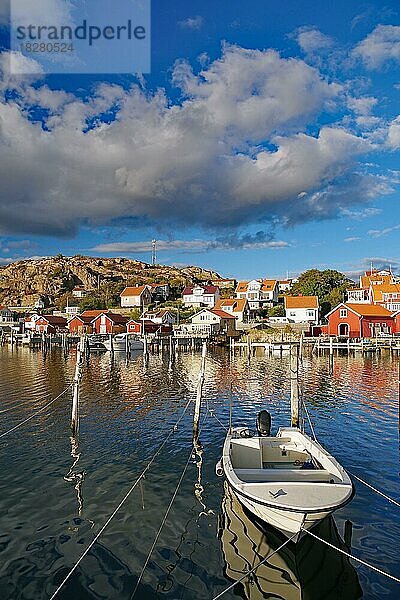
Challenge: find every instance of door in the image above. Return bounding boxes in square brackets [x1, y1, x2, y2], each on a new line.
[338, 323, 349, 336]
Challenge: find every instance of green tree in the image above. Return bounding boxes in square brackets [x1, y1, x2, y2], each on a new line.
[268, 304, 285, 317]
[290, 269, 353, 316]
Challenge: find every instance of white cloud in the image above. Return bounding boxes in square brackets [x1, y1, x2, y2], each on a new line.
[353, 25, 400, 69]
[387, 116, 400, 148]
[178, 16, 203, 30]
[368, 224, 400, 238]
[347, 95, 378, 115]
[0, 44, 387, 237]
[296, 28, 334, 54]
[341, 207, 382, 219]
[344, 236, 361, 242]
[92, 237, 290, 253]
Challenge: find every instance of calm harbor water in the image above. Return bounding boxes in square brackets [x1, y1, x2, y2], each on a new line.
[0, 345, 399, 599]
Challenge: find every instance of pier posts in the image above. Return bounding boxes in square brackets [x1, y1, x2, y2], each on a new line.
[71, 338, 83, 436]
[193, 342, 207, 438]
[290, 344, 300, 428]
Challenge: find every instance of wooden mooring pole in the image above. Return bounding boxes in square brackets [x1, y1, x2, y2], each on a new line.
[193, 342, 207, 439]
[290, 344, 300, 428]
[71, 338, 83, 436]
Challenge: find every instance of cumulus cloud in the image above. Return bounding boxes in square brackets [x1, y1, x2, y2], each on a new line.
[387, 116, 400, 148]
[353, 25, 400, 69]
[178, 16, 203, 30]
[0, 44, 388, 238]
[295, 28, 334, 54]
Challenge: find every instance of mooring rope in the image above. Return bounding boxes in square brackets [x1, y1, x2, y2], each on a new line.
[211, 532, 298, 599]
[302, 528, 400, 584]
[131, 445, 194, 598]
[131, 409, 212, 598]
[0, 384, 73, 439]
[350, 472, 400, 508]
[300, 395, 317, 441]
[48, 395, 193, 600]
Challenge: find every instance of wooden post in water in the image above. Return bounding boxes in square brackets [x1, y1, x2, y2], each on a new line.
[329, 336, 334, 374]
[290, 344, 300, 428]
[193, 342, 207, 438]
[71, 338, 83, 436]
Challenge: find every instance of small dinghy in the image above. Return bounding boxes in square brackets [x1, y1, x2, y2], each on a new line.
[218, 410, 353, 542]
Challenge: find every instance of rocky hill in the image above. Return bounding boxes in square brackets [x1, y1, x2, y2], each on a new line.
[0, 255, 221, 307]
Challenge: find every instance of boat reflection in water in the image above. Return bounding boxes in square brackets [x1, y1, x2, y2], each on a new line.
[218, 483, 362, 600]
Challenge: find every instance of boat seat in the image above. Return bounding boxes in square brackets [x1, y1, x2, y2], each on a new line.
[234, 468, 334, 483]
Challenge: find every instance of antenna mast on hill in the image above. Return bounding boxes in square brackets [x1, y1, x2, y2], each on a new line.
[152, 239, 157, 266]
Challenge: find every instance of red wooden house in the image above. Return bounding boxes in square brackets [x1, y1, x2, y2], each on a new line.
[67, 315, 94, 335]
[91, 312, 128, 334]
[326, 303, 394, 338]
[35, 315, 68, 333]
[127, 319, 172, 336]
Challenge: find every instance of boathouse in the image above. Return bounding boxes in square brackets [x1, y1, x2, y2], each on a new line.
[35, 315, 68, 333]
[126, 319, 172, 336]
[91, 312, 128, 334]
[67, 315, 94, 335]
[326, 303, 395, 338]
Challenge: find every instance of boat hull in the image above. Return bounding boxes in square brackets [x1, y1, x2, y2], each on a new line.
[234, 487, 332, 541]
[221, 427, 354, 542]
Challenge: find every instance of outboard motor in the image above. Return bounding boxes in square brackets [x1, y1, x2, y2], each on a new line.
[256, 410, 271, 437]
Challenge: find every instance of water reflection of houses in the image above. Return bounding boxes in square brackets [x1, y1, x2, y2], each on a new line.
[218, 484, 362, 600]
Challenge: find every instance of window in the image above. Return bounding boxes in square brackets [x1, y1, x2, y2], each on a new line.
[307, 310, 314, 317]
[290, 311, 295, 317]
[340, 309, 347, 318]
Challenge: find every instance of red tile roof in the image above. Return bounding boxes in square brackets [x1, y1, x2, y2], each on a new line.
[346, 303, 393, 317]
[120, 285, 149, 297]
[208, 308, 236, 319]
[285, 296, 319, 309]
[183, 285, 218, 295]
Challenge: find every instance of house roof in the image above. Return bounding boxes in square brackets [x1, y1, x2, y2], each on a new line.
[236, 281, 249, 292]
[345, 303, 393, 317]
[81, 310, 108, 318]
[235, 279, 277, 293]
[91, 312, 128, 324]
[370, 283, 400, 302]
[261, 279, 278, 291]
[120, 285, 150, 297]
[39, 315, 67, 325]
[69, 315, 93, 324]
[360, 274, 392, 288]
[214, 298, 247, 313]
[208, 308, 236, 319]
[182, 285, 218, 295]
[285, 296, 319, 309]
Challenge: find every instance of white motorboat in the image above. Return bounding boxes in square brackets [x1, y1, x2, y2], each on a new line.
[103, 333, 144, 352]
[219, 411, 353, 542]
[219, 483, 361, 599]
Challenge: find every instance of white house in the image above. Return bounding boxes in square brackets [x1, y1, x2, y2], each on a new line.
[182, 285, 220, 308]
[24, 313, 41, 330]
[190, 308, 236, 335]
[214, 298, 251, 323]
[120, 285, 152, 308]
[0, 306, 13, 324]
[72, 286, 88, 298]
[65, 305, 80, 316]
[235, 279, 279, 311]
[142, 308, 177, 325]
[284, 296, 320, 324]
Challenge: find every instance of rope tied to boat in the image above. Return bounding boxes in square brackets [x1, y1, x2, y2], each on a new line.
[350, 472, 400, 508]
[48, 395, 194, 600]
[301, 527, 400, 584]
[211, 532, 298, 599]
[0, 383, 73, 439]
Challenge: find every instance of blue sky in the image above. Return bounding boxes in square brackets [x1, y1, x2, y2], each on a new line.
[1, 0, 400, 279]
